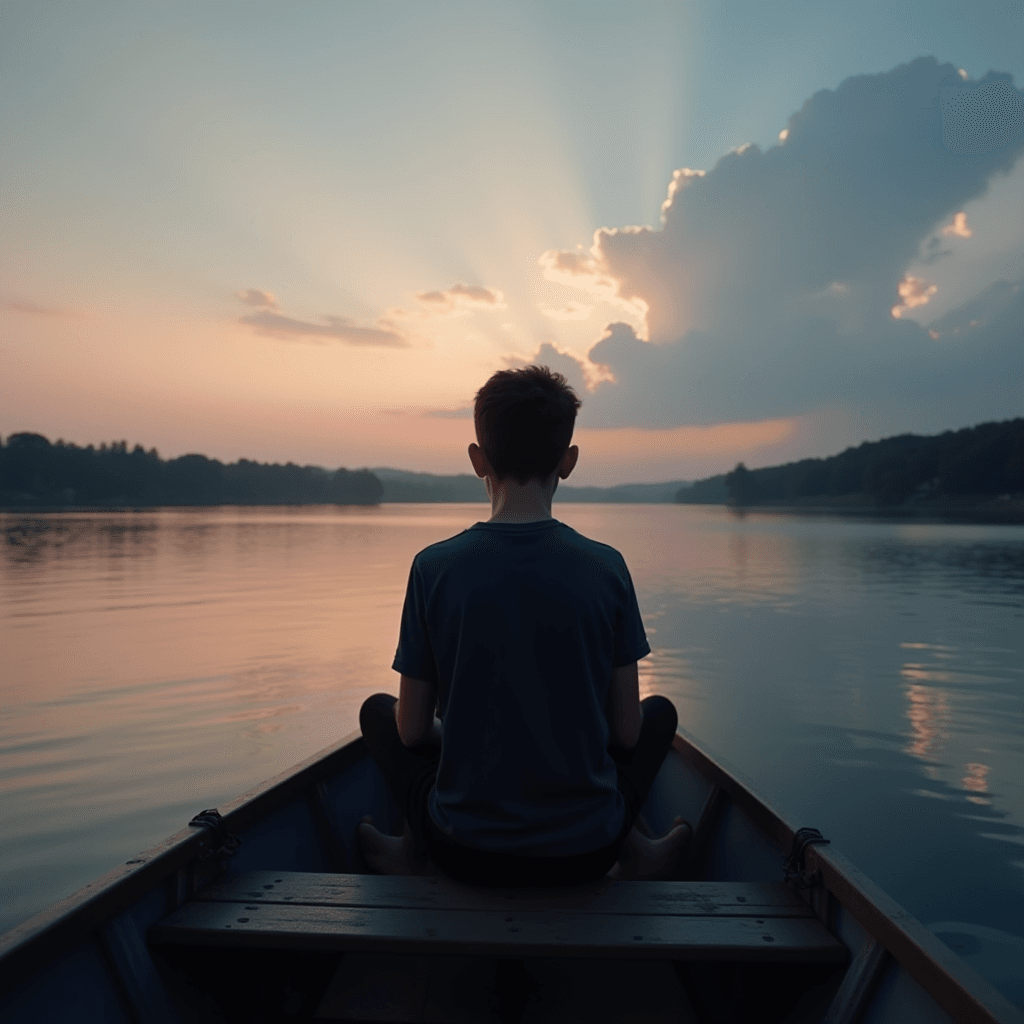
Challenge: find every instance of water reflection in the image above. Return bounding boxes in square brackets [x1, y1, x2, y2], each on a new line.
[903, 682, 951, 762]
[963, 762, 991, 805]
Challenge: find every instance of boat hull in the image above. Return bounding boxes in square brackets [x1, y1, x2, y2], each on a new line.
[1, 729, 1021, 1023]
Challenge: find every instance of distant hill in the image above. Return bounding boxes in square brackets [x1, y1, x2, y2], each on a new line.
[370, 468, 690, 504]
[369, 469, 485, 503]
[678, 417, 1024, 513]
[674, 475, 730, 504]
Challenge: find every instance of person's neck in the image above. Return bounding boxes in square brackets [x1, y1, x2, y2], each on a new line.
[486, 475, 558, 523]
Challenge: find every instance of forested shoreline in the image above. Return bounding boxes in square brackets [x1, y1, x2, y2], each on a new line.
[677, 417, 1024, 511]
[3, 417, 1023, 512]
[0, 433, 384, 507]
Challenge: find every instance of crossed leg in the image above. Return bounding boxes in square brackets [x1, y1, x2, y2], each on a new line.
[357, 691, 688, 881]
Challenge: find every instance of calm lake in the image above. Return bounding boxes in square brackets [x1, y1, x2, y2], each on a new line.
[2, 504, 1023, 1001]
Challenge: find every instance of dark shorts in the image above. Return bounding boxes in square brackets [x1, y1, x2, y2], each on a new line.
[359, 692, 679, 888]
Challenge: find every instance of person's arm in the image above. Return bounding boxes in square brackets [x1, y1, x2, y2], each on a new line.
[606, 661, 643, 750]
[395, 674, 441, 747]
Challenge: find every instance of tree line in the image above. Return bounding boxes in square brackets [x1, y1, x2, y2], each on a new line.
[678, 417, 1024, 507]
[0, 433, 384, 507]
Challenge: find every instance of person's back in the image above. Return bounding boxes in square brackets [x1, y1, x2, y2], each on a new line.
[357, 364, 688, 886]
[397, 516, 649, 857]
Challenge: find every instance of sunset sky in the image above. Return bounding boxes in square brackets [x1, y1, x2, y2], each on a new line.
[2, 1, 1022, 486]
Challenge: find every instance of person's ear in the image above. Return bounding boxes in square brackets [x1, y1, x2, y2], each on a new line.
[468, 443, 489, 479]
[558, 445, 579, 480]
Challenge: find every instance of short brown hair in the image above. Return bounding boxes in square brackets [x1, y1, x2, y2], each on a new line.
[474, 365, 582, 485]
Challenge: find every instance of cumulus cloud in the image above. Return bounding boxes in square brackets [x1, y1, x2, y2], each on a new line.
[939, 78, 1024, 154]
[916, 210, 973, 266]
[415, 282, 506, 314]
[926, 278, 1022, 338]
[533, 57, 1024, 430]
[890, 274, 938, 318]
[503, 341, 615, 395]
[240, 309, 407, 347]
[539, 302, 593, 321]
[537, 245, 650, 334]
[236, 289, 278, 309]
[941, 211, 973, 238]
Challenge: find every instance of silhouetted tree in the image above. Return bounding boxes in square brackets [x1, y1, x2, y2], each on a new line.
[676, 474, 729, 504]
[0, 434, 383, 507]
[679, 418, 1024, 508]
[724, 462, 757, 505]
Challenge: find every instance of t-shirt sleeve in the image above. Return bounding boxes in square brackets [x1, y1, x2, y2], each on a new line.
[391, 558, 439, 684]
[612, 560, 651, 668]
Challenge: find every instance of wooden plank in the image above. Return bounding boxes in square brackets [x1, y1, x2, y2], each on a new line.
[150, 900, 848, 963]
[821, 939, 890, 1024]
[197, 871, 813, 918]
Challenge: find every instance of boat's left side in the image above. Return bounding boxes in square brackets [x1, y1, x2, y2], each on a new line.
[0, 729, 384, 1024]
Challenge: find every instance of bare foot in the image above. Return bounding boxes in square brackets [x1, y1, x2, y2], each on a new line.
[607, 816, 691, 880]
[357, 816, 439, 876]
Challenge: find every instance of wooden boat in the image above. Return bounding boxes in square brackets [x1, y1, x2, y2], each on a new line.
[1, 726, 1021, 1023]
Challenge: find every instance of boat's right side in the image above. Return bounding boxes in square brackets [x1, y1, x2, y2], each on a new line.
[638, 728, 1024, 1024]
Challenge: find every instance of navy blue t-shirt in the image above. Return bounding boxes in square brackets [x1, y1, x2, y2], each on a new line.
[392, 517, 651, 856]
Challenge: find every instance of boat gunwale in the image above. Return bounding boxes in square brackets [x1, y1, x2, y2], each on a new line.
[1, 726, 1021, 1023]
[0, 728, 366, 992]
[670, 728, 1024, 1024]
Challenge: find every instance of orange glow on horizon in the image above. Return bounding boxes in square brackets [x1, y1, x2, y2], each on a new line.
[574, 417, 797, 460]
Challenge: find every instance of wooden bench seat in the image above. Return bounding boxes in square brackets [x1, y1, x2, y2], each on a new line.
[150, 871, 847, 964]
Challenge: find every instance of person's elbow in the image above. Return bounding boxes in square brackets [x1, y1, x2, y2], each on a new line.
[396, 706, 431, 747]
[397, 720, 425, 747]
[396, 675, 439, 747]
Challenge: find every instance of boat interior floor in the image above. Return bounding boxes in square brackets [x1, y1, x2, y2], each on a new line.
[153, 945, 846, 1024]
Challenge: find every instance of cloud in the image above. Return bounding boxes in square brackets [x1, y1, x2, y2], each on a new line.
[915, 210, 972, 265]
[415, 283, 506, 314]
[2, 298, 69, 317]
[939, 79, 1024, 154]
[537, 245, 650, 334]
[236, 289, 278, 309]
[926, 278, 1022, 337]
[240, 309, 408, 347]
[505, 341, 614, 395]
[941, 211, 972, 238]
[533, 57, 1024, 430]
[890, 274, 938, 318]
[539, 302, 593, 321]
[236, 281, 506, 348]
[424, 406, 474, 419]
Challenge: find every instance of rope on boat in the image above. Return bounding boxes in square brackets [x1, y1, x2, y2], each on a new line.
[783, 826, 830, 888]
[188, 808, 241, 862]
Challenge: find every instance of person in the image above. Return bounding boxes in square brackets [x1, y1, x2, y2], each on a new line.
[357, 365, 690, 886]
